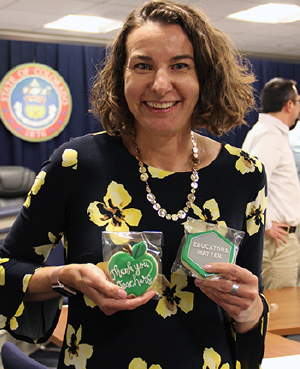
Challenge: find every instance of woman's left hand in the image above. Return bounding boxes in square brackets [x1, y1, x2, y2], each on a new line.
[194, 263, 264, 333]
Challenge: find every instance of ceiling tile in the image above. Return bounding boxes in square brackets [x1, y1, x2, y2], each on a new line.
[79, 3, 135, 19]
[0, 9, 59, 30]
[6, 0, 98, 16]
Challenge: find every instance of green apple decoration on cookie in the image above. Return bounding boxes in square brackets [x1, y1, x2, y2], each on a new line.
[108, 241, 158, 297]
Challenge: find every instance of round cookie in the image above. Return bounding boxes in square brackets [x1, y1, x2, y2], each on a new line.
[108, 241, 158, 297]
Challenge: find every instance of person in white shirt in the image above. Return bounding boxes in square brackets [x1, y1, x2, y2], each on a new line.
[289, 121, 300, 178]
[243, 77, 300, 289]
[289, 122, 300, 286]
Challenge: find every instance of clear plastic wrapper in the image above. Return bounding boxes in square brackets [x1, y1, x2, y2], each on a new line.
[102, 231, 163, 298]
[171, 218, 245, 280]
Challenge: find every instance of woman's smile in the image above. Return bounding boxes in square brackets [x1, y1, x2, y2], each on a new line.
[145, 101, 178, 109]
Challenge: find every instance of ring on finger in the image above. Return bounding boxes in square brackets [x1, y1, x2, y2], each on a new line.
[230, 282, 239, 295]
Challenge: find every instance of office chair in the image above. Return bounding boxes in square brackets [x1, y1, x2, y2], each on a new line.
[0, 166, 36, 207]
[1, 342, 48, 369]
[0, 166, 35, 245]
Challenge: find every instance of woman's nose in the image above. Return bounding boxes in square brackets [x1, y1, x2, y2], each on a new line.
[152, 69, 172, 96]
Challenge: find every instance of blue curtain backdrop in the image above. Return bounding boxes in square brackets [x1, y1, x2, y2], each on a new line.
[0, 40, 106, 173]
[1, 39, 300, 173]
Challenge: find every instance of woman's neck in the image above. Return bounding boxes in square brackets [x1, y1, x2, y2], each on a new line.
[123, 130, 194, 172]
[122, 130, 222, 172]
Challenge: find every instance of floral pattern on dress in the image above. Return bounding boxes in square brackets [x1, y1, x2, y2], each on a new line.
[87, 181, 142, 232]
[64, 236, 69, 259]
[33, 230, 62, 262]
[225, 145, 262, 174]
[22, 274, 32, 293]
[62, 149, 78, 170]
[192, 199, 227, 228]
[0, 258, 9, 286]
[48, 231, 63, 245]
[83, 295, 96, 308]
[10, 302, 24, 331]
[261, 316, 265, 336]
[203, 347, 230, 369]
[246, 187, 267, 236]
[64, 324, 93, 369]
[155, 270, 194, 318]
[24, 171, 46, 208]
[0, 314, 7, 329]
[129, 357, 162, 369]
[34, 244, 54, 262]
[148, 166, 174, 179]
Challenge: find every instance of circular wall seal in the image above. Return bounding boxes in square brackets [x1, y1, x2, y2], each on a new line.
[0, 63, 72, 142]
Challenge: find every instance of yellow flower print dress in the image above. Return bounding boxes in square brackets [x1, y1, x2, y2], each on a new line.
[0, 134, 268, 369]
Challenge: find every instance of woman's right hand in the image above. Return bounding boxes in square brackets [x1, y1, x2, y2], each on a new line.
[60, 263, 156, 316]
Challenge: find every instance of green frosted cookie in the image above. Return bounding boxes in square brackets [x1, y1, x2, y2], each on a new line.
[108, 241, 158, 297]
[181, 230, 236, 278]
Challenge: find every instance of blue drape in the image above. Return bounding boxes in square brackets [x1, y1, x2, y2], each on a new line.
[206, 58, 300, 148]
[1, 39, 300, 172]
[0, 40, 106, 173]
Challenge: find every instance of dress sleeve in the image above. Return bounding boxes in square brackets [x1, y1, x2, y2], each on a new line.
[0, 139, 79, 343]
[234, 156, 269, 367]
[235, 294, 269, 368]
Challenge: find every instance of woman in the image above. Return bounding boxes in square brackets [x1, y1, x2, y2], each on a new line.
[0, 1, 268, 368]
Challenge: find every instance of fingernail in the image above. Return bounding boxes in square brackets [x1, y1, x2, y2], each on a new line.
[118, 289, 127, 299]
[205, 264, 212, 270]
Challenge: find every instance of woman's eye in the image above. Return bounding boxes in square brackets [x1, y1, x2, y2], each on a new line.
[173, 63, 188, 70]
[135, 63, 150, 71]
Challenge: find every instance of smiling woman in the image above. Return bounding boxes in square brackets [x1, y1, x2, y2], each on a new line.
[0, 1, 268, 369]
[91, 1, 255, 138]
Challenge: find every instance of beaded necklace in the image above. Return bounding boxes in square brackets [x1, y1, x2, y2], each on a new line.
[133, 131, 200, 221]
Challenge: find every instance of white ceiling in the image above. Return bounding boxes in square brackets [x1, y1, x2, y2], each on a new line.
[1, 0, 300, 61]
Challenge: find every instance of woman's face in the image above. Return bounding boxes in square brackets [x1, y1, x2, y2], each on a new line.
[124, 22, 199, 135]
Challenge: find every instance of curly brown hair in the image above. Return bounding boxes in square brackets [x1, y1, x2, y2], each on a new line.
[90, 0, 256, 136]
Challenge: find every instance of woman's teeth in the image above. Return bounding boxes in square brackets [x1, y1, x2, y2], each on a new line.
[146, 101, 176, 109]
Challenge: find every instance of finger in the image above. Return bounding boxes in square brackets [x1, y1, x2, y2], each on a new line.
[196, 281, 246, 318]
[80, 264, 128, 300]
[278, 234, 288, 244]
[278, 228, 289, 237]
[93, 277, 128, 300]
[196, 276, 242, 298]
[199, 263, 258, 293]
[196, 278, 258, 316]
[97, 289, 156, 315]
[203, 263, 245, 283]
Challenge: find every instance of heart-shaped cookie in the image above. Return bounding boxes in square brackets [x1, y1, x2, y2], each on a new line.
[108, 241, 158, 297]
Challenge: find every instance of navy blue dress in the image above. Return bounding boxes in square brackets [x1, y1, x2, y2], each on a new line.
[0, 132, 268, 369]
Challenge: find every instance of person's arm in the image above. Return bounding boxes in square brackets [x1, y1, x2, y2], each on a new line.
[244, 132, 281, 183]
[25, 263, 156, 316]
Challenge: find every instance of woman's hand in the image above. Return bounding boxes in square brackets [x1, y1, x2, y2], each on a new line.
[61, 263, 156, 316]
[194, 263, 263, 333]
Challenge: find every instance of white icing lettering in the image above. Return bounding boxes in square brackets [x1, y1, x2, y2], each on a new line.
[110, 262, 134, 281]
[193, 241, 229, 254]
